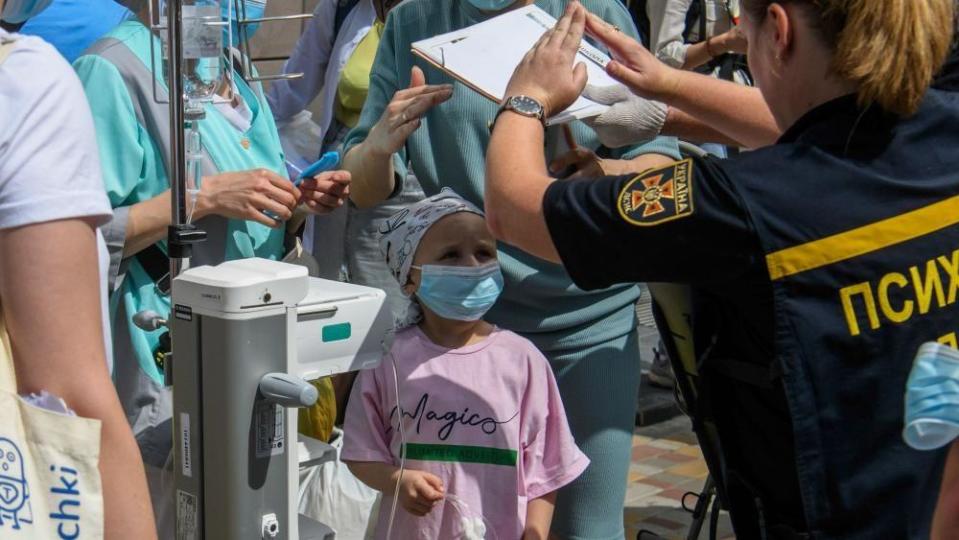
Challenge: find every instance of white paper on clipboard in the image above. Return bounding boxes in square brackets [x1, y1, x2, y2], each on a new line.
[411, 5, 619, 125]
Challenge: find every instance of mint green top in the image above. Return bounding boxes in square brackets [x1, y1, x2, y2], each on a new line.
[74, 20, 287, 384]
[344, 0, 680, 352]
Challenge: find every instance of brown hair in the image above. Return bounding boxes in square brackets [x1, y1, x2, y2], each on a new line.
[742, 0, 955, 116]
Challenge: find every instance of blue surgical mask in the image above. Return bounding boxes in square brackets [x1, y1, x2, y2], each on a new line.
[903, 342, 959, 451]
[0, 0, 53, 24]
[413, 262, 504, 321]
[465, 0, 517, 12]
[222, 0, 267, 47]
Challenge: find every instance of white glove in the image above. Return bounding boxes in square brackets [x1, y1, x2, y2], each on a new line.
[582, 84, 668, 148]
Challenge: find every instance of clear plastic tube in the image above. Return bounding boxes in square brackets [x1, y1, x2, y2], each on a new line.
[384, 351, 496, 540]
[386, 352, 406, 540]
[185, 120, 202, 224]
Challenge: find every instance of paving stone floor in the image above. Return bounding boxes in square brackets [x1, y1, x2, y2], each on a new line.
[625, 416, 735, 540]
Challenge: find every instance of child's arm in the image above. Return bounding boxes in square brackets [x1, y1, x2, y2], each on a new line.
[346, 461, 446, 517]
[345, 461, 400, 492]
[523, 492, 557, 540]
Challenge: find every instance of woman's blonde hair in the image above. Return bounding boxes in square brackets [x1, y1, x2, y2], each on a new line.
[743, 0, 955, 116]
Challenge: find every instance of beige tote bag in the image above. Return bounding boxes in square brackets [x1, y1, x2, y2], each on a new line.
[0, 313, 105, 538]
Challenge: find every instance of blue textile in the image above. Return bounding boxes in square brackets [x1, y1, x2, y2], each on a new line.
[20, 0, 129, 62]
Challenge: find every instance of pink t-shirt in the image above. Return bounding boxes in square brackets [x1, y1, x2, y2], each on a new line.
[342, 326, 589, 539]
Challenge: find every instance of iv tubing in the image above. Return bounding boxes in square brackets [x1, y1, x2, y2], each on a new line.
[383, 352, 495, 539]
[386, 352, 405, 540]
[186, 119, 202, 224]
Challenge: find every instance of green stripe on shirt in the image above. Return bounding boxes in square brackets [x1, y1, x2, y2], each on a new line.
[404, 443, 518, 467]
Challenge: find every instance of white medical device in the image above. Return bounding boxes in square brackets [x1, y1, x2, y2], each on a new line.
[170, 258, 392, 539]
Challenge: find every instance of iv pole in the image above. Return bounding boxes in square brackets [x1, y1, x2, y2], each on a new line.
[165, 0, 207, 283]
[156, 3, 365, 538]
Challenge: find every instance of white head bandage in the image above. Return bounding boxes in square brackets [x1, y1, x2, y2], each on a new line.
[378, 188, 484, 291]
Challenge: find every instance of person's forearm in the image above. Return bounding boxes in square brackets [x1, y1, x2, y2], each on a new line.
[124, 190, 172, 257]
[0, 219, 156, 539]
[93, 392, 158, 539]
[683, 31, 738, 71]
[658, 70, 781, 148]
[343, 143, 396, 209]
[682, 40, 714, 71]
[485, 113, 561, 263]
[662, 107, 744, 147]
[346, 460, 400, 493]
[523, 492, 556, 540]
[124, 176, 243, 256]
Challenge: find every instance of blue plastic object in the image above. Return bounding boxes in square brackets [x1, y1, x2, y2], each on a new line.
[295, 151, 341, 187]
[266, 151, 342, 220]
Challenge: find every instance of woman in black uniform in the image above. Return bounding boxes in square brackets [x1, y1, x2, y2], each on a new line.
[485, 1, 957, 538]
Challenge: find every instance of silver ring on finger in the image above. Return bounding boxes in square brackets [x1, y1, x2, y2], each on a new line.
[400, 111, 408, 123]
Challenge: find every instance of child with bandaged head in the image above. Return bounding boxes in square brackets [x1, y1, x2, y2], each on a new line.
[342, 189, 588, 539]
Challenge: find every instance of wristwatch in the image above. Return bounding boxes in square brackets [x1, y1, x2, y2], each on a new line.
[490, 95, 547, 132]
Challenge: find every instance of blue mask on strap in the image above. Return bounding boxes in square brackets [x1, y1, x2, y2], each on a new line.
[414, 262, 504, 321]
[1, 0, 53, 24]
[465, 0, 517, 12]
[222, 0, 267, 47]
[903, 342, 959, 451]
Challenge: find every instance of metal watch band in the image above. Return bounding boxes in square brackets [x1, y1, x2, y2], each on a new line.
[489, 97, 547, 132]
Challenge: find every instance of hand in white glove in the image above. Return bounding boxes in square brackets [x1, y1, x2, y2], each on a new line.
[582, 84, 668, 148]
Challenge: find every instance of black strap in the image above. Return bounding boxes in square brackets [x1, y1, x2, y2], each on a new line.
[136, 244, 171, 296]
[698, 0, 707, 45]
[631, 0, 653, 48]
[231, 48, 248, 81]
[0, 20, 23, 32]
[334, 0, 361, 37]
[682, 0, 705, 42]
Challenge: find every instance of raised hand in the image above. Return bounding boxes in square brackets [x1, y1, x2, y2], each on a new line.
[366, 66, 453, 158]
[503, 2, 590, 118]
[584, 9, 679, 100]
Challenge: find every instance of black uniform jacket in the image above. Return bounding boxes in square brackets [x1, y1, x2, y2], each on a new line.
[544, 91, 959, 539]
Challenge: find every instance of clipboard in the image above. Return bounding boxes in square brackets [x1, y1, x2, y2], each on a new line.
[410, 5, 618, 126]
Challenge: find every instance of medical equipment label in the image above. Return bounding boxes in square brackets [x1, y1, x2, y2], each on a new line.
[180, 413, 192, 477]
[255, 401, 285, 458]
[181, 5, 221, 59]
[176, 490, 197, 540]
[174, 304, 193, 321]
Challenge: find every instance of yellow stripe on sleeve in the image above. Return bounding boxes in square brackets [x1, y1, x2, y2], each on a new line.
[766, 194, 959, 280]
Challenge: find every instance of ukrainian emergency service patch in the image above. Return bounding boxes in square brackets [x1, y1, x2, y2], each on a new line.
[617, 158, 694, 226]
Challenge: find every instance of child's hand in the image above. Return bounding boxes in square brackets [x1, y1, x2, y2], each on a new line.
[397, 470, 445, 516]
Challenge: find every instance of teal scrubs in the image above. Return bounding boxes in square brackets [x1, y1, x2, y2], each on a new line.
[74, 19, 287, 389]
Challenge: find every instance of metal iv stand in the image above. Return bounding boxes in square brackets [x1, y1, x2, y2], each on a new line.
[154, 4, 341, 539]
[132, 3, 379, 538]
[162, 0, 311, 278]
[165, 0, 208, 280]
